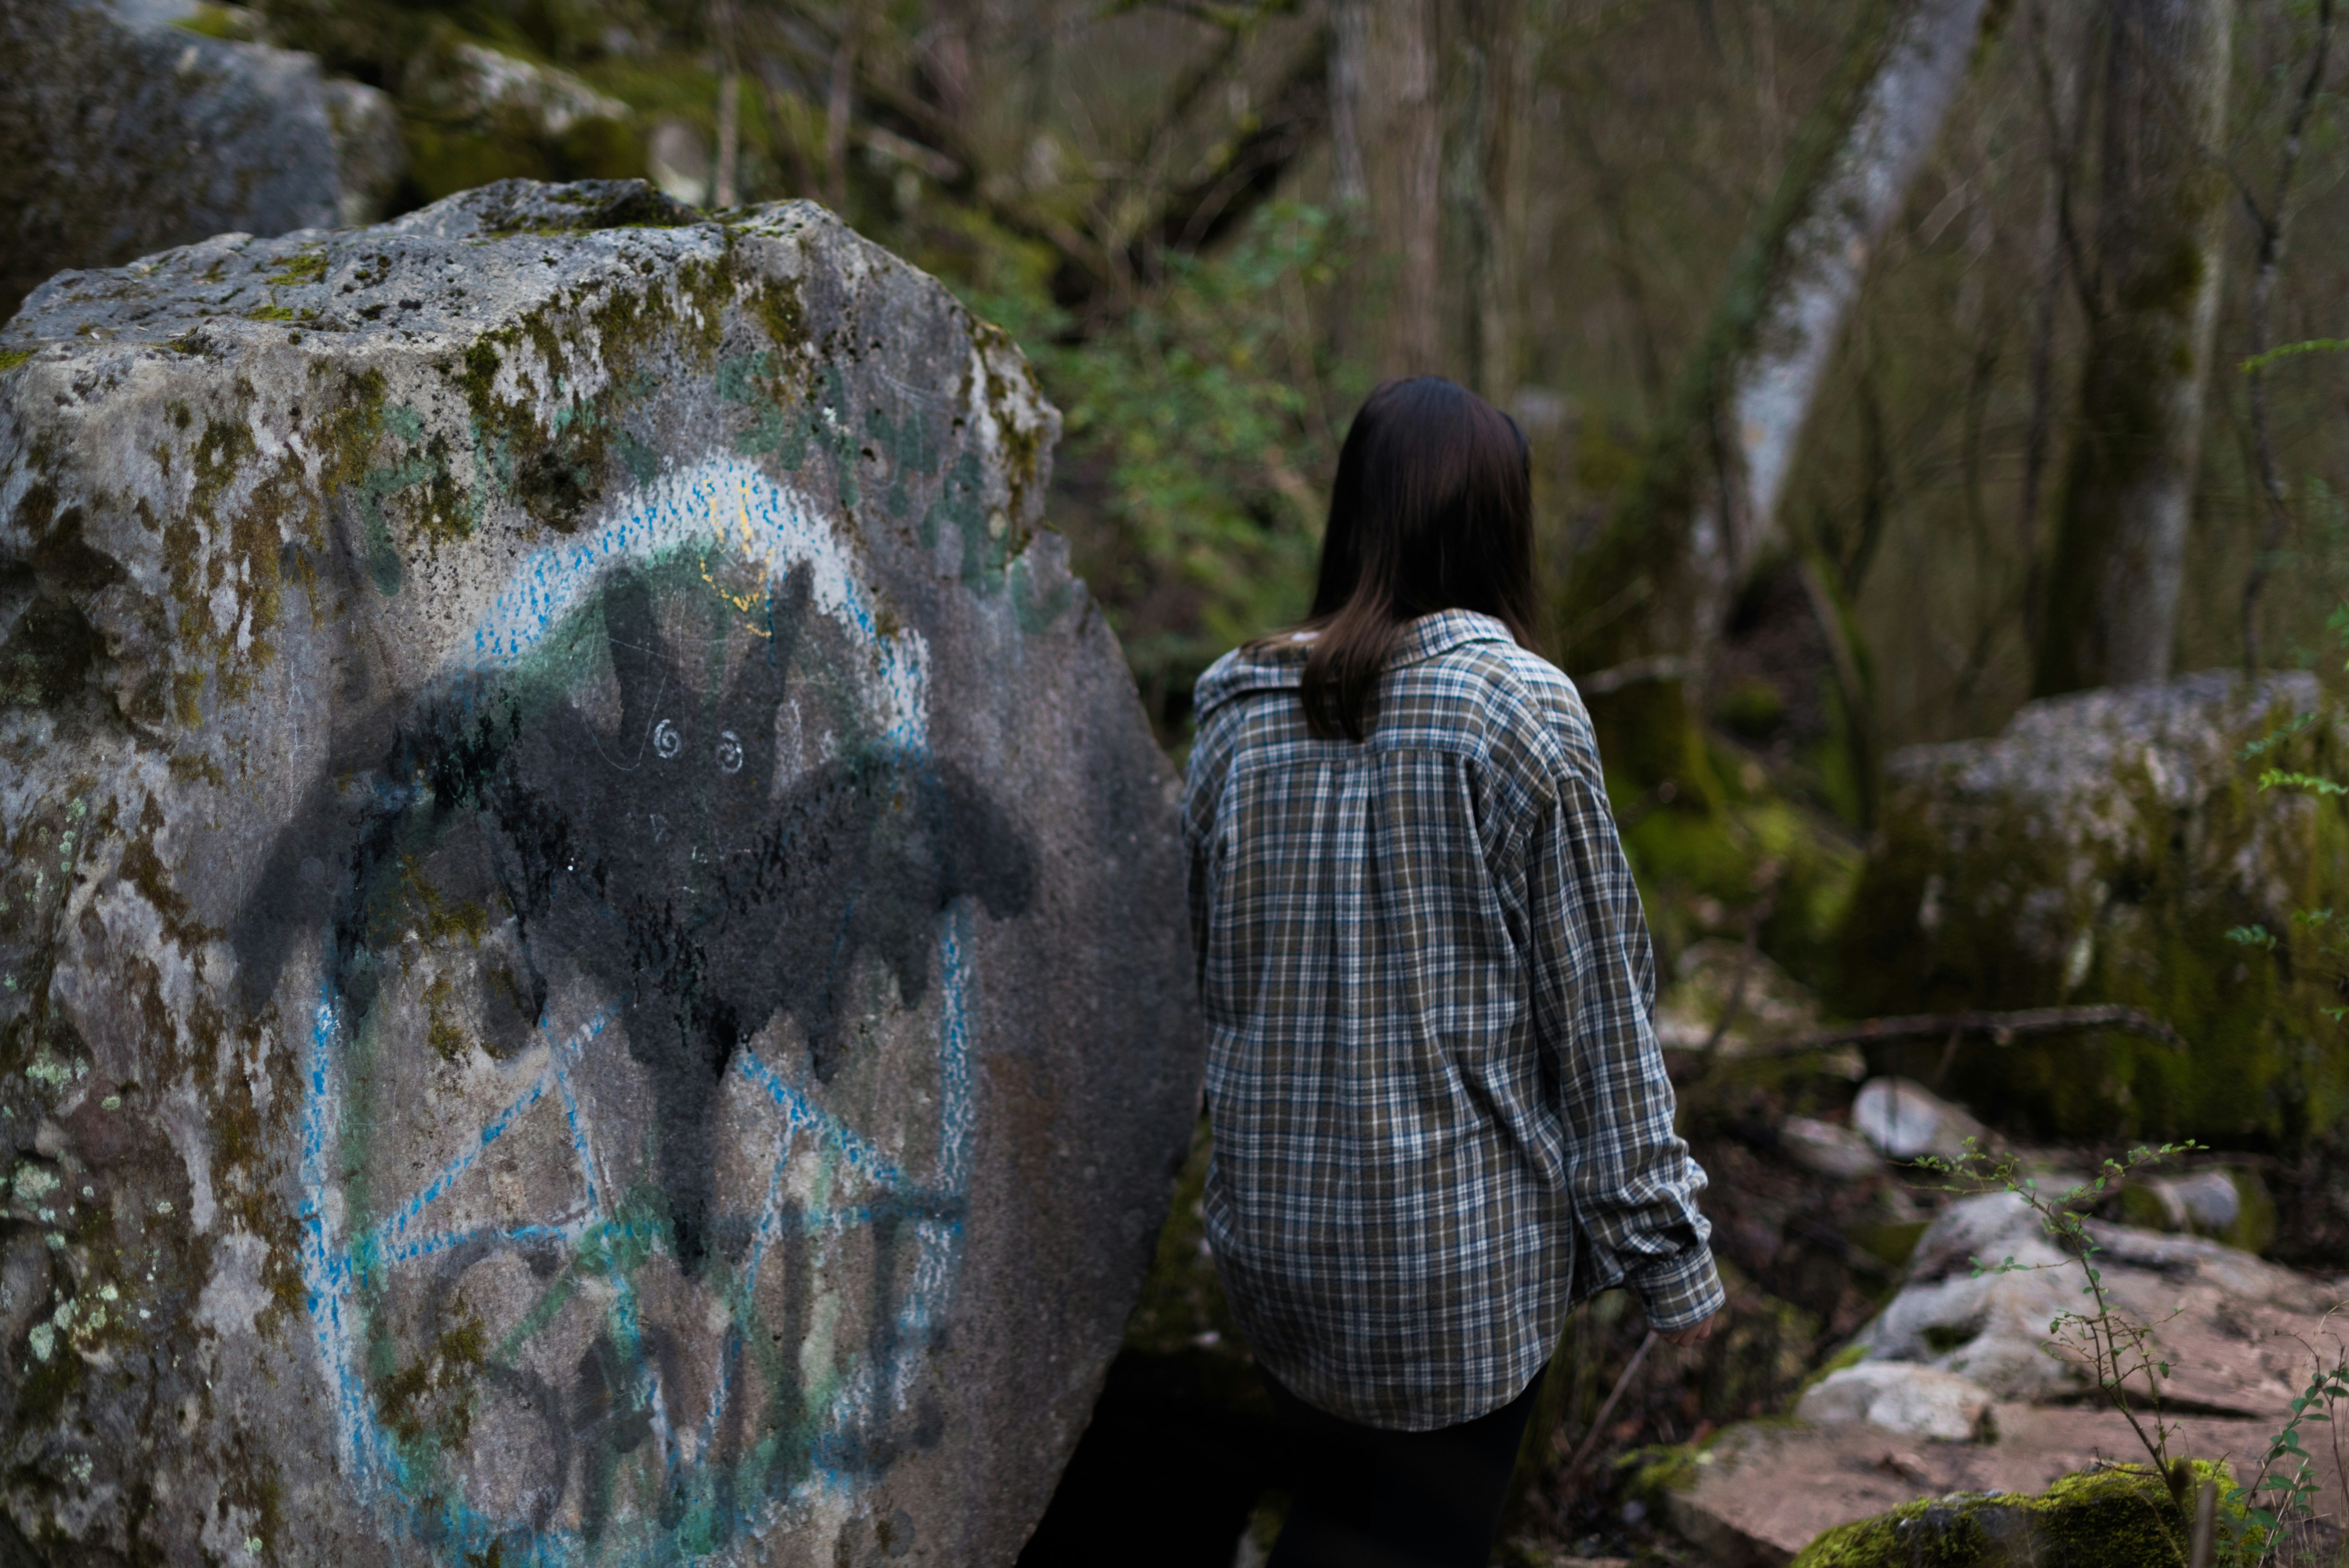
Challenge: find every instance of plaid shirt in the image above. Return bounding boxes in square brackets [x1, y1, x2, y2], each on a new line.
[1184, 609, 1722, 1430]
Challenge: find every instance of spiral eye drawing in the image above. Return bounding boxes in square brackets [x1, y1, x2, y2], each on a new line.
[242, 462, 1035, 1563]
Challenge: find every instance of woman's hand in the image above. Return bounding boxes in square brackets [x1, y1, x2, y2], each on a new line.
[1660, 1311, 1720, 1349]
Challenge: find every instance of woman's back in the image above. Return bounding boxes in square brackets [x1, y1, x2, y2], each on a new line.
[1180, 375, 1718, 1567]
[1185, 609, 1714, 1433]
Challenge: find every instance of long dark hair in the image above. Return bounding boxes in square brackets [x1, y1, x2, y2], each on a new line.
[1285, 376, 1538, 741]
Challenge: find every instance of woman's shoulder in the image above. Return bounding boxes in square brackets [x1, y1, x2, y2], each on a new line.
[1406, 638, 1602, 783]
[1192, 634, 1310, 723]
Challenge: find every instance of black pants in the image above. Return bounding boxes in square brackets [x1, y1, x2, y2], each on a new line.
[1262, 1366, 1545, 1568]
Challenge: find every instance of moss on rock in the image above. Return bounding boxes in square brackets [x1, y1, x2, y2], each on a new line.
[1790, 1461, 2245, 1568]
[1833, 673, 2349, 1147]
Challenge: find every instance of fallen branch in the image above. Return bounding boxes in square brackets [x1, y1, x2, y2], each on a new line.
[1696, 1004, 2187, 1060]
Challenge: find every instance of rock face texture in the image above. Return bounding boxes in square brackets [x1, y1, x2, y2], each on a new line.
[1850, 1192, 2335, 1409]
[1835, 672, 2349, 1142]
[0, 0, 405, 320]
[0, 181, 1201, 1567]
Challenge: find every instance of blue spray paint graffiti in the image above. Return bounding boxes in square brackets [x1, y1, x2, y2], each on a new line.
[287, 461, 1025, 1563]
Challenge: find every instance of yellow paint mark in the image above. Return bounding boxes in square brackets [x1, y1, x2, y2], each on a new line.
[697, 471, 775, 634]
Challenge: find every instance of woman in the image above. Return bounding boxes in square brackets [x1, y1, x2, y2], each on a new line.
[1183, 376, 1722, 1568]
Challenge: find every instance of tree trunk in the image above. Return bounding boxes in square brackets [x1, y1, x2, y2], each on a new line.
[1558, 0, 1991, 779]
[2031, 0, 2235, 696]
[1458, 0, 1530, 405]
[920, 0, 980, 134]
[1721, 0, 1994, 589]
[1331, 0, 1442, 377]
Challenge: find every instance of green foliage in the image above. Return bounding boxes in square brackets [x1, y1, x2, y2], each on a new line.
[2240, 338, 2349, 375]
[2228, 1356, 2349, 1563]
[2257, 768, 2349, 796]
[1613, 1440, 1703, 1506]
[1919, 1142, 2203, 1482]
[956, 201, 1351, 736]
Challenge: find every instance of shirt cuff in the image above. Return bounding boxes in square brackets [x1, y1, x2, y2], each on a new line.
[1627, 1245, 1725, 1333]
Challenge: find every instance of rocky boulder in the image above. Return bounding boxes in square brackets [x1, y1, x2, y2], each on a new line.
[0, 180, 1201, 1567]
[1848, 1077, 1987, 1162]
[1835, 672, 2349, 1143]
[1849, 1191, 2335, 1408]
[400, 32, 640, 205]
[1794, 1361, 1993, 1442]
[0, 0, 405, 319]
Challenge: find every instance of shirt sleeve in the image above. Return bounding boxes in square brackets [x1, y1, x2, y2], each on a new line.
[1518, 748, 1725, 1334]
[1181, 718, 1223, 999]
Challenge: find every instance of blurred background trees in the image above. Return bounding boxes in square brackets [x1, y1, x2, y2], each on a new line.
[186, 0, 2345, 972]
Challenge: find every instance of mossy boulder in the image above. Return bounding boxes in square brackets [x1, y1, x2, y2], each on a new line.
[0, 0, 401, 319]
[1790, 1462, 2244, 1567]
[0, 180, 1200, 1567]
[1834, 672, 2349, 1146]
[400, 30, 643, 205]
[1615, 754, 1864, 982]
[2114, 1167, 2276, 1254]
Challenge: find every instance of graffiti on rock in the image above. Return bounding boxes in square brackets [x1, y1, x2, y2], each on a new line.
[235, 460, 1033, 1561]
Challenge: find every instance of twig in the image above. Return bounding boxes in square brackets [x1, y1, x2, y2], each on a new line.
[1559, 1328, 1659, 1487]
[1698, 884, 1780, 1060]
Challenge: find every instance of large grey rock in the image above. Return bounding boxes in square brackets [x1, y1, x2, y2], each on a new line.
[0, 180, 1200, 1567]
[1849, 1191, 2336, 1407]
[1794, 1360, 1993, 1441]
[1848, 1076, 1987, 1162]
[0, 0, 405, 319]
[1834, 671, 2349, 1142]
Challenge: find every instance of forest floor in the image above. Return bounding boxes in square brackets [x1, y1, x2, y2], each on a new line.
[1497, 1046, 2349, 1567]
[1018, 1028, 2349, 1568]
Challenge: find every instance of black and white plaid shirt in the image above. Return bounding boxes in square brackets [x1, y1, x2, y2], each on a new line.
[1184, 609, 1722, 1430]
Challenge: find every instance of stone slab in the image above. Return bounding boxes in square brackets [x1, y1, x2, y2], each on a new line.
[0, 180, 1201, 1567]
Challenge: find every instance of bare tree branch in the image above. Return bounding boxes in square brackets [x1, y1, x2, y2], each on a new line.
[1687, 1003, 2191, 1060]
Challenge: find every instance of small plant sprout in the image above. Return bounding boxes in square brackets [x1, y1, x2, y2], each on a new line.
[2217, 1310, 2349, 1567]
[1914, 1139, 2205, 1560]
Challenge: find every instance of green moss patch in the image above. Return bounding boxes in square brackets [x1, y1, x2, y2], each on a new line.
[1790, 1461, 2246, 1568]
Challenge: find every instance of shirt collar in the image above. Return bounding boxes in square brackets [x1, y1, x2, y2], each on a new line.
[1388, 609, 1518, 668]
[1193, 609, 1518, 718]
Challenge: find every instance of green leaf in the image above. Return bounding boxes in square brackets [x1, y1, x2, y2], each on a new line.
[2242, 337, 2349, 374]
[2258, 768, 2349, 796]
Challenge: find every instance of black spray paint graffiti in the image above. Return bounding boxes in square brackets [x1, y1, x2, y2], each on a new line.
[233, 550, 1035, 1552]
